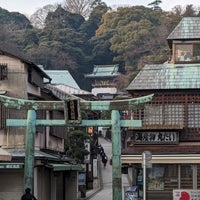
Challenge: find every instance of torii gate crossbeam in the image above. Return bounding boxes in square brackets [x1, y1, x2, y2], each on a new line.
[0, 94, 153, 200]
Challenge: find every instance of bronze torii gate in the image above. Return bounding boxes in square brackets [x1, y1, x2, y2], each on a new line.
[0, 94, 153, 200]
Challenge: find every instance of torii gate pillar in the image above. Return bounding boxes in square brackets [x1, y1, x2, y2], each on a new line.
[24, 110, 36, 190]
[112, 110, 122, 199]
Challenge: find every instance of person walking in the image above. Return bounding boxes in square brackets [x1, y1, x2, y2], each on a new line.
[98, 145, 104, 156]
[21, 188, 37, 200]
[102, 153, 108, 168]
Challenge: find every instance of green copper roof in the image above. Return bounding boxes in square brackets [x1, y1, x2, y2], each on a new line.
[167, 17, 200, 40]
[127, 64, 200, 90]
[85, 64, 120, 78]
[42, 69, 80, 89]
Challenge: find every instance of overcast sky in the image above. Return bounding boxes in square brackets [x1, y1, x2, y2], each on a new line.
[0, 0, 200, 16]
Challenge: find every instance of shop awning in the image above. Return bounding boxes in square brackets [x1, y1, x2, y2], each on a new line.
[48, 163, 83, 171]
[121, 154, 200, 164]
[0, 148, 12, 161]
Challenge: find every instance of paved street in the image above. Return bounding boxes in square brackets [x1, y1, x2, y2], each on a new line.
[89, 137, 130, 200]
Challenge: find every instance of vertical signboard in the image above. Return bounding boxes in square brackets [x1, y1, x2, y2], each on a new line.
[142, 151, 152, 168]
[84, 140, 90, 164]
[65, 99, 81, 123]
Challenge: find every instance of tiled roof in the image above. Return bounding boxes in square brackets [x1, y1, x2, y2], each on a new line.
[167, 17, 200, 40]
[54, 84, 91, 95]
[85, 64, 120, 78]
[46, 84, 92, 101]
[127, 64, 200, 90]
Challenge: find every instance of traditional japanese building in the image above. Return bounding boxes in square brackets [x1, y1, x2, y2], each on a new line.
[0, 50, 82, 200]
[123, 17, 200, 200]
[84, 64, 120, 100]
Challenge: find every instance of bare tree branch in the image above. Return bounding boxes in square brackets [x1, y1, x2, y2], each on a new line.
[30, 4, 57, 29]
[63, 0, 95, 18]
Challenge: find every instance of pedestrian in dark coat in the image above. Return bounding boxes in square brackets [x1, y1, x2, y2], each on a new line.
[102, 153, 108, 167]
[97, 144, 104, 155]
[100, 148, 104, 157]
[21, 188, 37, 200]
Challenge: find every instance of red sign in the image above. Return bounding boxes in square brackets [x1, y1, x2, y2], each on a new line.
[173, 190, 200, 200]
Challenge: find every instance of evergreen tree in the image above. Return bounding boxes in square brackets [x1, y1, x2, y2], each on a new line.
[65, 130, 91, 163]
[148, 0, 162, 10]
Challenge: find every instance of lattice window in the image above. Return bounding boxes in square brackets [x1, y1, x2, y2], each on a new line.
[0, 63, 7, 80]
[187, 94, 200, 128]
[132, 93, 185, 127]
[143, 104, 162, 125]
[0, 103, 6, 129]
[164, 104, 184, 125]
[188, 104, 200, 128]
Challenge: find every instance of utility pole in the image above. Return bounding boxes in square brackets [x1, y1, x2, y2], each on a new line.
[142, 151, 152, 200]
[0, 94, 153, 200]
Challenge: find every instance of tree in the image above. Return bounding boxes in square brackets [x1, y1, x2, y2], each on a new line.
[63, 0, 95, 18]
[148, 0, 162, 10]
[183, 4, 196, 17]
[0, 25, 25, 58]
[30, 4, 57, 29]
[0, 7, 32, 31]
[45, 5, 85, 30]
[95, 6, 167, 65]
[80, 2, 109, 39]
[20, 29, 39, 49]
[90, 33, 115, 64]
[65, 129, 91, 163]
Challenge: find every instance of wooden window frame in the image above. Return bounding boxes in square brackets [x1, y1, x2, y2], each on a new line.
[0, 63, 8, 80]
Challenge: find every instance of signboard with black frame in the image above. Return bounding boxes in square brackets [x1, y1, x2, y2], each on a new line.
[64, 99, 82, 124]
[134, 131, 179, 144]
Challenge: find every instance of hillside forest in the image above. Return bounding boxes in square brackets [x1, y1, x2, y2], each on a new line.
[0, 0, 200, 90]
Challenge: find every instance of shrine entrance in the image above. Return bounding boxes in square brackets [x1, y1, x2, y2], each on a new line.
[0, 94, 153, 200]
